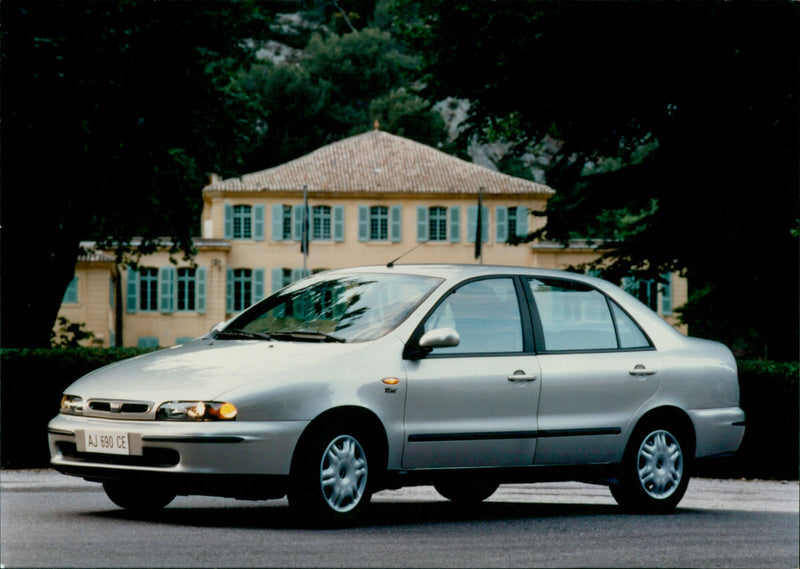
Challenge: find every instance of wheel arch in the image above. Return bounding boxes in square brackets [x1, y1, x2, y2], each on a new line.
[290, 405, 390, 480]
[631, 405, 697, 459]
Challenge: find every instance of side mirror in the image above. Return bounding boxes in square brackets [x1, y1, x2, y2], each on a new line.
[404, 327, 460, 360]
[419, 327, 460, 349]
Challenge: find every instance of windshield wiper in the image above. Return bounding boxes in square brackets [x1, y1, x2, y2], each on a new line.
[215, 328, 275, 341]
[269, 330, 345, 343]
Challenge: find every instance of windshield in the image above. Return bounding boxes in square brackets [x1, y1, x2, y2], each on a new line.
[225, 273, 443, 342]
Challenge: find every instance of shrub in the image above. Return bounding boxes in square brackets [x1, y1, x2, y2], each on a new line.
[695, 360, 798, 480]
[1, 347, 156, 468]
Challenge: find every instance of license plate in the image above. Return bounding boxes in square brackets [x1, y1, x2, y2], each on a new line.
[84, 430, 130, 455]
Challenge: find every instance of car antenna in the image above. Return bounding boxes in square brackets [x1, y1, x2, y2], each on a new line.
[387, 241, 428, 268]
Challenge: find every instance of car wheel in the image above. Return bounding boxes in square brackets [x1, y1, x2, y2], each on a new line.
[434, 478, 499, 504]
[611, 424, 690, 513]
[102, 480, 176, 511]
[288, 426, 373, 527]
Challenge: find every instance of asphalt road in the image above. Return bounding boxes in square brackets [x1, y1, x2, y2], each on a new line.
[1, 470, 797, 568]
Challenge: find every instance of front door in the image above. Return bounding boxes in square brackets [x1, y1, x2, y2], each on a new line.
[402, 277, 541, 469]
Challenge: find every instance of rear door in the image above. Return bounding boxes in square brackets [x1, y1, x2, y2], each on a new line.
[402, 276, 542, 469]
[524, 277, 663, 465]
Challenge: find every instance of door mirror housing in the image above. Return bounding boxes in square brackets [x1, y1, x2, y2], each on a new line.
[419, 327, 460, 349]
[404, 328, 460, 360]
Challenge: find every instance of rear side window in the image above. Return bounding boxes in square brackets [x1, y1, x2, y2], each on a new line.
[611, 302, 650, 349]
[528, 278, 650, 352]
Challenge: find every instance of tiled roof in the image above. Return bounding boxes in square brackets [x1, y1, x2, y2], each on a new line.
[203, 130, 554, 197]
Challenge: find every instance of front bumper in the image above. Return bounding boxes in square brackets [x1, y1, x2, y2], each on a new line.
[48, 414, 308, 485]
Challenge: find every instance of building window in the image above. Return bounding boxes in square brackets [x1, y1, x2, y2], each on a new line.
[429, 207, 447, 241]
[312, 205, 331, 240]
[233, 205, 252, 239]
[282, 205, 293, 239]
[231, 269, 252, 312]
[370, 206, 388, 241]
[622, 273, 672, 315]
[62, 276, 79, 304]
[177, 268, 196, 311]
[507, 208, 518, 239]
[139, 268, 158, 311]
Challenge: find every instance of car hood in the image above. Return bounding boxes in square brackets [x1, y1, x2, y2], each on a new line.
[64, 339, 373, 402]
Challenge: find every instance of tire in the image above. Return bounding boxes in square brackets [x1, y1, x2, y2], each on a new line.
[434, 478, 499, 504]
[102, 480, 176, 512]
[288, 426, 374, 527]
[611, 423, 691, 513]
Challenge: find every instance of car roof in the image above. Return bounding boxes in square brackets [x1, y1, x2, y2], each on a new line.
[328, 263, 590, 282]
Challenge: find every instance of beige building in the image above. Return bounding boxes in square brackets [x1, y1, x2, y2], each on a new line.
[57, 129, 685, 347]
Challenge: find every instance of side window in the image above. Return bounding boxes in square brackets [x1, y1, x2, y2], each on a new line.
[611, 302, 651, 349]
[528, 278, 617, 351]
[424, 278, 523, 355]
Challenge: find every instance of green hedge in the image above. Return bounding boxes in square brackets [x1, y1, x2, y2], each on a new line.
[1, 348, 156, 468]
[695, 360, 799, 480]
[1, 349, 797, 479]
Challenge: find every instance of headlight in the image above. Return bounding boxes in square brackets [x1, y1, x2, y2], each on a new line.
[156, 401, 238, 421]
[60, 395, 83, 415]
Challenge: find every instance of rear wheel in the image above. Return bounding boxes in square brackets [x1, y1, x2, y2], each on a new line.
[434, 477, 499, 504]
[288, 426, 374, 527]
[102, 480, 176, 512]
[611, 423, 691, 513]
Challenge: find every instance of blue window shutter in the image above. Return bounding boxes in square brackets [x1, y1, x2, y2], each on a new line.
[253, 205, 265, 241]
[467, 206, 477, 243]
[271, 204, 284, 241]
[137, 336, 159, 348]
[516, 206, 529, 237]
[224, 203, 233, 240]
[290, 268, 311, 282]
[253, 269, 265, 303]
[333, 205, 345, 242]
[271, 267, 285, 293]
[126, 268, 138, 313]
[480, 206, 489, 243]
[226, 268, 233, 313]
[449, 207, 461, 242]
[195, 267, 207, 314]
[158, 266, 176, 313]
[496, 207, 508, 243]
[358, 205, 369, 241]
[293, 205, 304, 241]
[661, 273, 673, 316]
[390, 206, 402, 242]
[109, 277, 115, 309]
[417, 206, 429, 242]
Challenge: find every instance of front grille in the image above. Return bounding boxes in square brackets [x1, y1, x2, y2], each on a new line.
[56, 442, 180, 468]
[85, 399, 153, 419]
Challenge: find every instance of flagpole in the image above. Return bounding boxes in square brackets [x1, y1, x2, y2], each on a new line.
[302, 185, 309, 271]
[475, 187, 484, 264]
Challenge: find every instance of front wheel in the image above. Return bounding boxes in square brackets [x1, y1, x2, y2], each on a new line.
[611, 425, 691, 513]
[288, 428, 373, 527]
[102, 480, 176, 512]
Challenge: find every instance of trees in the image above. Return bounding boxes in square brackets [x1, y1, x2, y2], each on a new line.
[400, 1, 799, 359]
[0, 1, 264, 347]
[0, 1, 445, 348]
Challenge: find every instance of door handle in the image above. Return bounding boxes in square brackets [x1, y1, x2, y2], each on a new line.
[508, 370, 538, 382]
[629, 364, 657, 377]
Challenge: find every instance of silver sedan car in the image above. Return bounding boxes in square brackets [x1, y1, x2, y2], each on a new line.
[48, 265, 745, 525]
